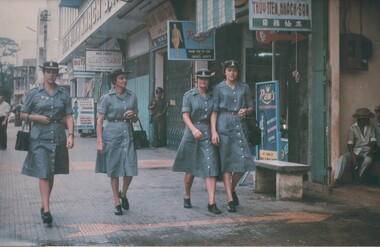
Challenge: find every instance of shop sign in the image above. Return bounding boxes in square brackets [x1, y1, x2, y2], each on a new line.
[256, 81, 281, 160]
[144, 1, 176, 47]
[73, 58, 86, 72]
[85, 50, 122, 72]
[249, 0, 312, 31]
[72, 97, 95, 130]
[167, 21, 215, 61]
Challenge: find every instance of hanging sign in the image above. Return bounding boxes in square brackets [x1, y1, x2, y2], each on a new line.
[167, 20, 215, 61]
[256, 30, 306, 45]
[85, 50, 122, 72]
[256, 81, 281, 160]
[249, 0, 312, 31]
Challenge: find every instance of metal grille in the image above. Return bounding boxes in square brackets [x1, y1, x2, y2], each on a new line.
[165, 60, 192, 149]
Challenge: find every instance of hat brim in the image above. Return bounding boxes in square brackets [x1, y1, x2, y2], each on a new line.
[39, 66, 59, 70]
[197, 73, 215, 78]
[353, 113, 375, 118]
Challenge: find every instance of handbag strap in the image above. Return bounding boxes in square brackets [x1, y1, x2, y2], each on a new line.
[137, 118, 145, 131]
[21, 120, 31, 131]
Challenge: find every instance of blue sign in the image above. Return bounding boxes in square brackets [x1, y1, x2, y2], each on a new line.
[167, 21, 215, 61]
[256, 81, 281, 160]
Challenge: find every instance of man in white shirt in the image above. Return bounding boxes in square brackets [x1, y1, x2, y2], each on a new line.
[0, 95, 11, 150]
[333, 108, 377, 186]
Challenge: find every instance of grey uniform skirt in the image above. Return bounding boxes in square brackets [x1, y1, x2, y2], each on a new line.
[172, 123, 220, 178]
[217, 112, 256, 172]
[95, 121, 138, 177]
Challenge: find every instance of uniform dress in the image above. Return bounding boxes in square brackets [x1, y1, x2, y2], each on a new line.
[172, 88, 219, 178]
[95, 88, 138, 177]
[21, 85, 73, 179]
[213, 80, 255, 172]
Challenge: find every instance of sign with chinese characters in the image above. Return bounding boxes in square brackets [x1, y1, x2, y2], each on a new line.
[256, 81, 281, 160]
[167, 20, 215, 61]
[249, 0, 312, 31]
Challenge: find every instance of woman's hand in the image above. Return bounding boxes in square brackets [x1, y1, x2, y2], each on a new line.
[124, 110, 136, 120]
[191, 128, 203, 140]
[238, 108, 248, 119]
[211, 131, 220, 146]
[97, 142, 104, 154]
[66, 135, 74, 149]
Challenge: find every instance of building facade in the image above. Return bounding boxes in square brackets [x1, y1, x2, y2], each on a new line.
[56, 0, 380, 186]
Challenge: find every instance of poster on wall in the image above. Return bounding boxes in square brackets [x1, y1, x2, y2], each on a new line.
[256, 81, 281, 160]
[167, 20, 215, 61]
[72, 97, 95, 131]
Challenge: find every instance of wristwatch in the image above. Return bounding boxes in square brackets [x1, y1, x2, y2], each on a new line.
[68, 133, 75, 138]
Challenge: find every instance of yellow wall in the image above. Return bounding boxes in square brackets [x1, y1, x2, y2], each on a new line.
[339, 0, 380, 152]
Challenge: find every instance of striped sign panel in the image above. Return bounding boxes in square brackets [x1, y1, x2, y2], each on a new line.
[196, 0, 236, 34]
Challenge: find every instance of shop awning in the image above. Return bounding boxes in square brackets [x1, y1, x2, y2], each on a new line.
[196, 0, 235, 34]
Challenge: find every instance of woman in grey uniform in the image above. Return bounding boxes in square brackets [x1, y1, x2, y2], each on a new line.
[20, 61, 75, 224]
[173, 69, 221, 214]
[96, 68, 139, 215]
[211, 60, 255, 213]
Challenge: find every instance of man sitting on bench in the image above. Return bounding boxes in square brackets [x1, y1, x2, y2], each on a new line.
[333, 108, 377, 186]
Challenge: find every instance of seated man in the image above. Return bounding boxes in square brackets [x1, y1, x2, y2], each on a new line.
[333, 108, 377, 186]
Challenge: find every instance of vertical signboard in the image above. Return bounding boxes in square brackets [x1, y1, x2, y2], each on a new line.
[72, 97, 95, 131]
[256, 81, 281, 160]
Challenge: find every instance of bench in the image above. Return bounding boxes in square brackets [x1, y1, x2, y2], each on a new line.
[254, 160, 310, 200]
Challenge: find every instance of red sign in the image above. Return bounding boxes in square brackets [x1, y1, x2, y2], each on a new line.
[256, 30, 306, 45]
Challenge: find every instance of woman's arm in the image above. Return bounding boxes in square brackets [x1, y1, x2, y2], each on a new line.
[66, 114, 74, 149]
[211, 111, 219, 145]
[183, 112, 202, 140]
[96, 114, 105, 153]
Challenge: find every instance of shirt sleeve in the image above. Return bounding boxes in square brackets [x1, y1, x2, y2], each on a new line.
[64, 92, 74, 115]
[21, 90, 36, 114]
[347, 126, 355, 145]
[182, 93, 191, 113]
[97, 95, 109, 115]
[212, 86, 220, 112]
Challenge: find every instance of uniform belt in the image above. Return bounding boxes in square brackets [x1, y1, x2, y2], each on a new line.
[107, 119, 130, 122]
[50, 119, 63, 123]
[220, 111, 239, 115]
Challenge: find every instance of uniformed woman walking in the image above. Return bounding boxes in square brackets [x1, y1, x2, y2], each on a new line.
[173, 69, 221, 214]
[96, 68, 139, 215]
[20, 61, 75, 224]
[211, 60, 255, 213]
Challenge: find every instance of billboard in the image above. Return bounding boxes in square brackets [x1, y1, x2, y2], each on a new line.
[167, 20, 215, 61]
[85, 50, 122, 72]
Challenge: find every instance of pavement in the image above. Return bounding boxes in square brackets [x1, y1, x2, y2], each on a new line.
[1, 125, 380, 246]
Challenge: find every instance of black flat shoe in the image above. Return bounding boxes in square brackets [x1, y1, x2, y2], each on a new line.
[232, 191, 239, 206]
[183, 198, 192, 208]
[118, 191, 129, 210]
[40, 208, 44, 219]
[207, 203, 221, 214]
[114, 205, 122, 215]
[227, 201, 236, 213]
[41, 212, 53, 224]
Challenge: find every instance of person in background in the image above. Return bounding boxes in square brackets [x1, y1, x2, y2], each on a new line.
[20, 61, 75, 224]
[148, 87, 167, 147]
[333, 108, 377, 186]
[0, 95, 11, 150]
[172, 69, 221, 214]
[96, 68, 139, 216]
[211, 60, 255, 213]
[373, 105, 380, 162]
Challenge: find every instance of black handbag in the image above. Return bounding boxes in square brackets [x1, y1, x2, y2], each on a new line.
[15, 121, 31, 151]
[247, 117, 261, 146]
[133, 119, 150, 149]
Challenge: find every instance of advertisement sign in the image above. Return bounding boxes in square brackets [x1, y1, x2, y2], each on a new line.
[85, 50, 122, 72]
[249, 0, 312, 31]
[144, 1, 176, 47]
[167, 20, 215, 61]
[72, 97, 95, 130]
[256, 81, 281, 160]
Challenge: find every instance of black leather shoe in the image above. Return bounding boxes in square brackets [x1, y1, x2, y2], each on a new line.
[227, 201, 236, 213]
[232, 191, 239, 206]
[183, 198, 192, 208]
[40, 208, 44, 219]
[207, 203, 221, 214]
[41, 212, 53, 224]
[118, 191, 129, 210]
[114, 205, 122, 215]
